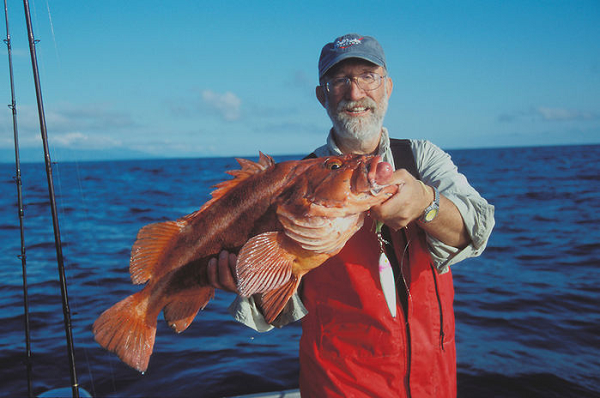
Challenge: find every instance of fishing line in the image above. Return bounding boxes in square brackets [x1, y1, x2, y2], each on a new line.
[3, 0, 33, 396]
[43, 0, 59, 65]
[21, 0, 80, 396]
[37, 0, 99, 394]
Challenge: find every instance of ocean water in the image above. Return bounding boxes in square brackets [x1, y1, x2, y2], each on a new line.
[0, 145, 598, 397]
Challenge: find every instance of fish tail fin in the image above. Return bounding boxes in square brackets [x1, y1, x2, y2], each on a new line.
[259, 275, 302, 324]
[163, 286, 215, 333]
[93, 289, 158, 373]
[130, 220, 186, 284]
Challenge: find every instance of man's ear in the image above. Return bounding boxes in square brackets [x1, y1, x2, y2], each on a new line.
[386, 77, 394, 99]
[316, 85, 327, 109]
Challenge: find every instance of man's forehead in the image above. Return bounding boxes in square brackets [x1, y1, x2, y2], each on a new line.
[327, 59, 384, 76]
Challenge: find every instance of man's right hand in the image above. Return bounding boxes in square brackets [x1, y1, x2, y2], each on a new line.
[207, 250, 239, 293]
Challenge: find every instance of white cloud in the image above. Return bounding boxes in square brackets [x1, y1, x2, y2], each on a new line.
[499, 106, 599, 123]
[50, 102, 138, 131]
[52, 131, 122, 149]
[536, 107, 598, 121]
[201, 90, 242, 121]
[0, 103, 136, 150]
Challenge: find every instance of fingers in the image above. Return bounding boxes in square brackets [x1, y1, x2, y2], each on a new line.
[207, 250, 238, 292]
[370, 169, 427, 229]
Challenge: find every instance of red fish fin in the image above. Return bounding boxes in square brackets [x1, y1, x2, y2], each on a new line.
[197, 153, 275, 213]
[236, 231, 296, 297]
[93, 289, 158, 373]
[163, 286, 215, 333]
[259, 275, 302, 324]
[130, 220, 185, 284]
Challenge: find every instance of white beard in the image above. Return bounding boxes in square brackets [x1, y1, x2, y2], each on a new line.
[326, 86, 389, 151]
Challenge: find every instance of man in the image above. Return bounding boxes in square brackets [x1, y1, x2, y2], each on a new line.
[208, 33, 495, 397]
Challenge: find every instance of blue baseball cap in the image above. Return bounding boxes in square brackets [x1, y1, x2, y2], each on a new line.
[318, 33, 387, 79]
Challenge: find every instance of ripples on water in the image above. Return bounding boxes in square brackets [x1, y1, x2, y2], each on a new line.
[1, 146, 598, 397]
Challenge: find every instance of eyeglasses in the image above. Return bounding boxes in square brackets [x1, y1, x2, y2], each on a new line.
[324, 72, 386, 94]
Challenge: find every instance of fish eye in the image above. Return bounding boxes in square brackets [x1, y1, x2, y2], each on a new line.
[325, 158, 343, 170]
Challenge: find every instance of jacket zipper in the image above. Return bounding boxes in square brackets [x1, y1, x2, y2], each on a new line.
[384, 225, 413, 397]
[430, 263, 445, 351]
[400, 228, 412, 398]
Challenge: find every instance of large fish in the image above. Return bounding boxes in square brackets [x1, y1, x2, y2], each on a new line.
[93, 153, 397, 372]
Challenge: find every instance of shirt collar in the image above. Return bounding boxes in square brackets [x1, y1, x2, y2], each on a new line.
[314, 127, 395, 169]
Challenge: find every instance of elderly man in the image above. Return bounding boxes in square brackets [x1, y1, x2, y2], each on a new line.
[209, 33, 495, 397]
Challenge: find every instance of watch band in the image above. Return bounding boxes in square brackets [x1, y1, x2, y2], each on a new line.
[420, 183, 440, 223]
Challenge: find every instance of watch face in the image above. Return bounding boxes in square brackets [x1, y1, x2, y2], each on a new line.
[424, 208, 438, 222]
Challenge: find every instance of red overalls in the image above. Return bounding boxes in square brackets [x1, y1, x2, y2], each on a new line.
[299, 216, 457, 397]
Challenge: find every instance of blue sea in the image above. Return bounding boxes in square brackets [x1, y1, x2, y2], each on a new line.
[1, 144, 599, 397]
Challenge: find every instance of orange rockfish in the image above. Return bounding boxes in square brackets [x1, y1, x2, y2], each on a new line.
[93, 153, 397, 372]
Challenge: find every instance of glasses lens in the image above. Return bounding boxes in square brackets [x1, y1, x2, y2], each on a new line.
[326, 73, 384, 93]
[327, 78, 347, 93]
[357, 73, 382, 91]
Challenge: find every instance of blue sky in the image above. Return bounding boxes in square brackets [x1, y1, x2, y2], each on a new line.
[1, 0, 599, 161]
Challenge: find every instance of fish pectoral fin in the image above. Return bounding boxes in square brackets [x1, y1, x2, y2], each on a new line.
[163, 286, 215, 333]
[130, 220, 186, 284]
[258, 275, 302, 324]
[236, 231, 296, 297]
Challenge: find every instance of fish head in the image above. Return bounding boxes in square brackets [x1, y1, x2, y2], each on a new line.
[275, 154, 398, 255]
[294, 154, 398, 217]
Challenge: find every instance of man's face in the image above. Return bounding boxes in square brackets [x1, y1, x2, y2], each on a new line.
[318, 59, 393, 146]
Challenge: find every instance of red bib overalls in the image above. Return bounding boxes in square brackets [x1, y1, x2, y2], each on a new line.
[299, 217, 457, 397]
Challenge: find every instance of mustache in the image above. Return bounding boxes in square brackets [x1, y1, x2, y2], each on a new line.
[335, 97, 378, 113]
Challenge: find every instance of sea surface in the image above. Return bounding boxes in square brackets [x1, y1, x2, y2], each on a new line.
[1, 145, 599, 398]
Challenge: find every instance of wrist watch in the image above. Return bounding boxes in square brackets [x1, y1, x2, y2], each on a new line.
[420, 184, 440, 223]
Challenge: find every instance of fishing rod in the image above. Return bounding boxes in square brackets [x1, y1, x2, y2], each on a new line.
[21, 0, 80, 397]
[3, 0, 32, 396]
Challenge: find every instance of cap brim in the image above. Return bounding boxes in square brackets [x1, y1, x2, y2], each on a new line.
[320, 53, 385, 78]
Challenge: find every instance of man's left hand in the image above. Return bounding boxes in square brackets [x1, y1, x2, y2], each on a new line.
[370, 168, 432, 230]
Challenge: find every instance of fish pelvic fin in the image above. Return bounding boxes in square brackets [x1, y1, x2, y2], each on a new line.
[236, 231, 296, 297]
[130, 220, 186, 284]
[163, 286, 215, 333]
[259, 275, 302, 324]
[93, 289, 157, 373]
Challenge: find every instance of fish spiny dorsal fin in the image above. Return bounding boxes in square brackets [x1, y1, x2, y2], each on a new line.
[235, 152, 274, 174]
[197, 152, 275, 213]
[130, 220, 186, 284]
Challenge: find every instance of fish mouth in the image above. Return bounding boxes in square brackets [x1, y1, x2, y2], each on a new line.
[369, 182, 387, 195]
[364, 156, 395, 196]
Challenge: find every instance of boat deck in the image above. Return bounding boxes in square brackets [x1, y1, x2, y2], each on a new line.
[231, 389, 300, 398]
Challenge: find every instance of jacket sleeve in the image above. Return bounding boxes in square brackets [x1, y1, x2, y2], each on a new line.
[411, 140, 495, 273]
[228, 293, 308, 332]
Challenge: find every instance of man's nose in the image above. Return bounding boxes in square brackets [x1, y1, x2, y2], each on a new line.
[346, 78, 366, 101]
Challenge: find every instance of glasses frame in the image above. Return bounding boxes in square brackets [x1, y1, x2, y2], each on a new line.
[323, 72, 387, 94]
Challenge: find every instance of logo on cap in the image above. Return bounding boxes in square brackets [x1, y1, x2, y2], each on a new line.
[334, 36, 363, 49]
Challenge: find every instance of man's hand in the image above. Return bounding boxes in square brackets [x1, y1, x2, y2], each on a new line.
[207, 250, 239, 293]
[371, 168, 470, 249]
[370, 169, 432, 230]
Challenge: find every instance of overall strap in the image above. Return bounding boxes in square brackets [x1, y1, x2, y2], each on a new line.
[389, 138, 420, 179]
[384, 138, 420, 316]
